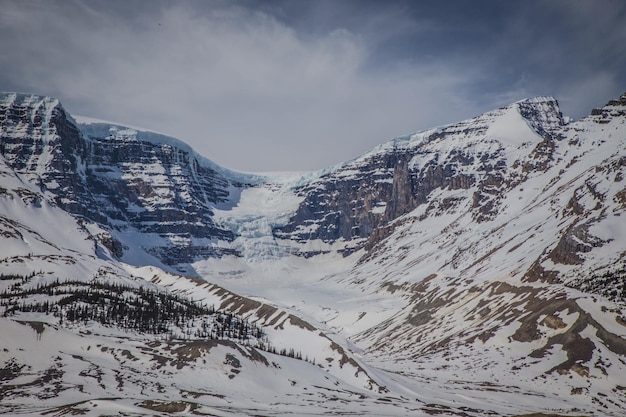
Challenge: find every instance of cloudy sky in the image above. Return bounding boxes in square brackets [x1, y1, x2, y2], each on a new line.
[1, 0, 625, 172]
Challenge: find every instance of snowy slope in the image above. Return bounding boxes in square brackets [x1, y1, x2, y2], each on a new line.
[194, 93, 626, 416]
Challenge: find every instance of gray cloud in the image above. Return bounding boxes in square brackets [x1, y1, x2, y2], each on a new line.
[1, 0, 625, 171]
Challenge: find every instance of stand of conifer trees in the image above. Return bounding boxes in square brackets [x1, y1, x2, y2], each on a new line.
[0, 275, 312, 363]
[0, 278, 263, 342]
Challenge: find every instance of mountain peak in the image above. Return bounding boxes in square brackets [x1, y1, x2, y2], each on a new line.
[514, 95, 566, 137]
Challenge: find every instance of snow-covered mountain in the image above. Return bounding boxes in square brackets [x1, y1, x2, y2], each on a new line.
[1, 91, 626, 416]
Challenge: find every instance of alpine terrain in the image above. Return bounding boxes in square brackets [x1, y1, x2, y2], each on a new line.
[1, 90, 625, 416]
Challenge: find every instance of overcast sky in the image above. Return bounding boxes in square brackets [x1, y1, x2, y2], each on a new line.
[1, 0, 625, 172]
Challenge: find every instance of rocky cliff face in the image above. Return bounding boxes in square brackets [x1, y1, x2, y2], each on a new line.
[78, 122, 239, 264]
[276, 97, 566, 250]
[0, 93, 239, 266]
[0, 94, 90, 212]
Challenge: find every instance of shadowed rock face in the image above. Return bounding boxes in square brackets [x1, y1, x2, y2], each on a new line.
[276, 146, 481, 246]
[0, 93, 235, 265]
[83, 133, 232, 236]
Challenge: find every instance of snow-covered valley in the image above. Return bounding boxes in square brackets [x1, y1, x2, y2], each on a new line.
[1, 91, 626, 416]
